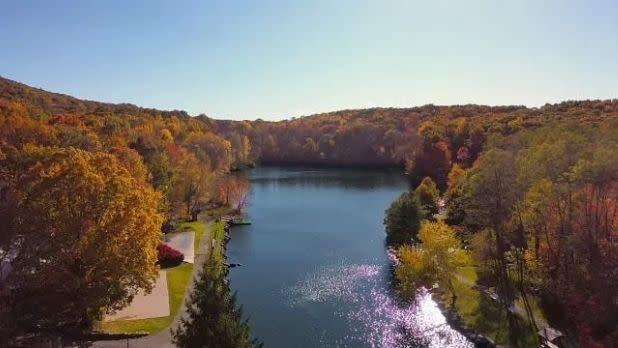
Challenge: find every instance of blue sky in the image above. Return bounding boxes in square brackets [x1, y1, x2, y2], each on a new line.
[1, 1, 617, 120]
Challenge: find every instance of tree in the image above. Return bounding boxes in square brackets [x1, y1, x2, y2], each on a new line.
[172, 252, 260, 348]
[407, 140, 452, 191]
[129, 136, 173, 192]
[446, 163, 466, 192]
[169, 153, 214, 221]
[4, 147, 163, 333]
[395, 221, 471, 305]
[161, 128, 174, 143]
[229, 133, 252, 169]
[166, 144, 216, 221]
[414, 176, 440, 219]
[219, 176, 250, 213]
[444, 168, 472, 226]
[184, 131, 232, 173]
[384, 192, 423, 245]
[465, 148, 519, 303]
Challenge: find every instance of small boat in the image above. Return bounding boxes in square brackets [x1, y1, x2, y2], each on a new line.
[229, 217, 252, 226]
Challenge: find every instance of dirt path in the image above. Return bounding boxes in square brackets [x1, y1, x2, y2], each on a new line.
[90, 220, 212, 348]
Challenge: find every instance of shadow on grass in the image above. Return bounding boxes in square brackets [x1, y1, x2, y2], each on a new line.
[448, 271, 539, 347]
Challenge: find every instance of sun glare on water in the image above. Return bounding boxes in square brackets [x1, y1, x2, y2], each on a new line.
[285, 263, 472, 348]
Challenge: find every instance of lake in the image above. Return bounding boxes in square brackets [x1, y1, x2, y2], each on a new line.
[226, 167, 472, 348]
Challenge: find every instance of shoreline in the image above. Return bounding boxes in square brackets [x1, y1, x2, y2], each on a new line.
[431, 290, 495, 347]
[223, 212, 494, 348]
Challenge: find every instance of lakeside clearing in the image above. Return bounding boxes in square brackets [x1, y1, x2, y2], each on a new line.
[96, 220, 207, 334]
[435, 266, 543, 347]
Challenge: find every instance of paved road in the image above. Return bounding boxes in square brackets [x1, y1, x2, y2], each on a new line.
[90, 221, 211, 348]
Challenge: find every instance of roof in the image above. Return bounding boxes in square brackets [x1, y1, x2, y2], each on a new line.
[538, 327, 563, 342]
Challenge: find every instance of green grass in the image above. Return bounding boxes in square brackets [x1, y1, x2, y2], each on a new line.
[515, 294, 548, 326]
[97, 262, 193, 334]
[97, 219, 208, 334]
[437, 266, 540, 347]
[175, 220, 206, 251]
[210, 221, 225, 263]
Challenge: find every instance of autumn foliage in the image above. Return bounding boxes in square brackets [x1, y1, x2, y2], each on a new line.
[157, 243, 185, 268]
[2, 147, 163, 332]
[1, 76, 617, 343]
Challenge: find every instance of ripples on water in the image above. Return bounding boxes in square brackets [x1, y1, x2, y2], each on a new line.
[284, 263, 472, 348]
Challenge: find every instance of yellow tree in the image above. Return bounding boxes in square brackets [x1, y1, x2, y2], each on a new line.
[5, 147, 163, 332]
[184, 131, 232, 173]
[395, 221, 471, 305]
[446, 163, 465, 192]
[168, 151, 215, 221]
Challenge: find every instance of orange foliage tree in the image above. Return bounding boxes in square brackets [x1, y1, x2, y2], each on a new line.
[219, 176, 250, 213]
[3, 147, 163, 332]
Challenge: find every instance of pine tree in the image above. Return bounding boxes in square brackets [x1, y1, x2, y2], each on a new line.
[172, 252, 261, 348]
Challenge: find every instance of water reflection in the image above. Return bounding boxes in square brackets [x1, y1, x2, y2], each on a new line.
[251, 167, 408, 190]
[285, 263, 472, 348]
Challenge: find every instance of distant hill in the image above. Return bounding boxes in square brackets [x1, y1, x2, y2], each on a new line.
[2, 75, 618, 174]
[2, 75, 617, 123]
[0, 76, 192, 119]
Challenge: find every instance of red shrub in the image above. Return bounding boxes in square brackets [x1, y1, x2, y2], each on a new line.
[157, 242, 184, 268]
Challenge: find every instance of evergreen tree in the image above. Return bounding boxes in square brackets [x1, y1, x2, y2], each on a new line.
[172, 253, 261, 348]
[384, 192, 424, 245]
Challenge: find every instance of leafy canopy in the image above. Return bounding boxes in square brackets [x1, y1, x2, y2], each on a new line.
[5, 147, 163, 331]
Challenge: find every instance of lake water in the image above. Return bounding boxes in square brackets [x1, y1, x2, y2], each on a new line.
[226, 167, 472, 348]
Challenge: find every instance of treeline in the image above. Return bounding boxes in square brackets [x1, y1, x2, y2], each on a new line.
[214, 100, 618, 190]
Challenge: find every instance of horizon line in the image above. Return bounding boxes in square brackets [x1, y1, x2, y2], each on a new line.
[2, 74, 617, 122]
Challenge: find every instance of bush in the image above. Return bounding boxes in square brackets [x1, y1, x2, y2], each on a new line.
[157, 242, 184, 268]
[161, 220, 175, 234]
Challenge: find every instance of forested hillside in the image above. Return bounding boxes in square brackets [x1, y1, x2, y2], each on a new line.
[216, 97, 618, 190]
[1, 76, 617, 345]
[0, 77, 250, 341]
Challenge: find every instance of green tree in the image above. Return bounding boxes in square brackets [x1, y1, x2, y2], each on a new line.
[464, 148, 520, 303]
[384, 192, 423, 245]
[414, 176, 440, 219]
[172, 254, 260, 348]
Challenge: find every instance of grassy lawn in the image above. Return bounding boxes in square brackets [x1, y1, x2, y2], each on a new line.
[175, 220, 206, 251]
[515, 295, 547, 326]
[97, 262, 193, 334]
[437, 266, 540, 347]
[97, 219, 207, 334]
[210, 221, 225, 262]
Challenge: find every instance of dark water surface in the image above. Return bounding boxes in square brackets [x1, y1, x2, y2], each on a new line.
[226, 167, 471, 348]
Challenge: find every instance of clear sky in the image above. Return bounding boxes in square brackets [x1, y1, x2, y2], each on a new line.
[1, 1, 617, 120]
